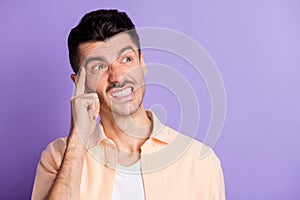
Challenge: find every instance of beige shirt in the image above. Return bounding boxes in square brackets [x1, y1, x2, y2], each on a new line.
[32, 111, 226, 200]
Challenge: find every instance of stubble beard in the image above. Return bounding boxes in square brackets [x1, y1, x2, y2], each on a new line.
[100, 85, 146, 117]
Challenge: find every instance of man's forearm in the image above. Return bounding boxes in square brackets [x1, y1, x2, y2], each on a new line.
[47, 131, 84, 200]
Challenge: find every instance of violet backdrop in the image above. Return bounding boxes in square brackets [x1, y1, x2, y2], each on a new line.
[0, 0, 299, 199]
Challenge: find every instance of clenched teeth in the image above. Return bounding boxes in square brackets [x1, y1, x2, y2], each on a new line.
[112, 87, 133, 97]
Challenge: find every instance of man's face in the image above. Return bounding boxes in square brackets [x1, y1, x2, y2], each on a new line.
[78, 32, 146, 116]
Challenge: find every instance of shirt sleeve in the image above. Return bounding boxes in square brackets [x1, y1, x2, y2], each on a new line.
[212, 163, 226, 200]
[31, 138, 67, 200]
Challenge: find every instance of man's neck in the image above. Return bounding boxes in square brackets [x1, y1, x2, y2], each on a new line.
[100, 105, 152, 154]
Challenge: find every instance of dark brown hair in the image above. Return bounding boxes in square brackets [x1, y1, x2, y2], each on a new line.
[67, 9, 141, 73]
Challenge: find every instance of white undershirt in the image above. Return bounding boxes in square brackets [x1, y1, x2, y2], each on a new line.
[111, 160, 145, 200]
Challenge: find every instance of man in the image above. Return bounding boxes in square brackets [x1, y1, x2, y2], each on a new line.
[32, 9, 225, 200]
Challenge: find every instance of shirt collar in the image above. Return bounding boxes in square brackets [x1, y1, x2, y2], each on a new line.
[146, 110, 176, 144]
[87, 110, 178, 168]
[93, 110, 176, 147]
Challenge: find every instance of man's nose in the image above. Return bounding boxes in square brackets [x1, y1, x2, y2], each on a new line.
[108, 62, 126, 83]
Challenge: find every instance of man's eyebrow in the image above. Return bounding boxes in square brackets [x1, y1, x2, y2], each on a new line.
[83, 56, 106, 67]
[118, 46, 136, 57]
[83, 46, 136, 67]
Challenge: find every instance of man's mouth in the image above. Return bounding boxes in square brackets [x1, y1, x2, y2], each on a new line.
[112, 87, 133, 97]
[109, 86, 135, 101]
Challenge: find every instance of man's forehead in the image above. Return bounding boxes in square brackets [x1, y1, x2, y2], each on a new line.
[79, 32, 138, 62]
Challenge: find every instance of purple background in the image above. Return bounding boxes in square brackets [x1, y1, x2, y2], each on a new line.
[1, 0, 300, 199]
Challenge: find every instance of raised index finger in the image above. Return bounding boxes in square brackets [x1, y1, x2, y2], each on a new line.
[75, 66, 86, 96]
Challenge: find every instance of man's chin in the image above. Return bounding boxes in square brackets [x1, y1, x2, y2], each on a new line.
[111, 105, 138, 117]
[110, 98, 145, 116]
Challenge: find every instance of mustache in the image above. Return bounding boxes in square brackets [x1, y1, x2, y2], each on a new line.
[106, 80, 136, 92]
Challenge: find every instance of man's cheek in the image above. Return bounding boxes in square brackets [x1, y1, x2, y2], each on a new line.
[96, 87, 107, 102]
[85, 75, 102, 93]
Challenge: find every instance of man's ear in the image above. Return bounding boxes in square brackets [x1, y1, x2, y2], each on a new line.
[70, 74, 76, 83]
[140, 53, 147, 75]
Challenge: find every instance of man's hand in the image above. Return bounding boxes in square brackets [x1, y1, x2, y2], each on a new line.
[70, 67, 100, 148]
[47, 67, 100, 200]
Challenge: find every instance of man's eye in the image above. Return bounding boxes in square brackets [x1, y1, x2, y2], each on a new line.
[122, 57, 132, 63]
[93, 64, 106, 70]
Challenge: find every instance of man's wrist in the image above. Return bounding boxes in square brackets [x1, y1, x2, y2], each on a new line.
[66, 129, 85, 156]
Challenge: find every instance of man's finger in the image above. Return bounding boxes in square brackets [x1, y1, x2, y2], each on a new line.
[75, 67, 86, 96]
[94, 98, 100, 120]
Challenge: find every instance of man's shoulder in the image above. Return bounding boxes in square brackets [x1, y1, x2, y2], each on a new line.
[44, 137, 67, 153]
[165, 126, 221, 166]
[39, 137, 67, 172]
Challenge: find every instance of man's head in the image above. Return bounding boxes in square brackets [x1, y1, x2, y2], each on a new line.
[68, 9, 146, 116]
[68, 9, 141, 73]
